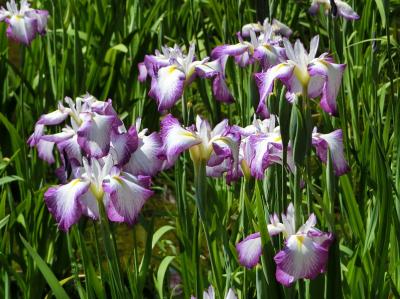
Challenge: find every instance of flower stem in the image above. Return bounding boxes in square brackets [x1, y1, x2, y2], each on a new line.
[194, 159, 222, 298]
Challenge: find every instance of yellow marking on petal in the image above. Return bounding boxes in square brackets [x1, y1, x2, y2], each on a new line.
[273, 135, 282, 142]
[70, 179, 81, 187]
[296, 235, 305, 250]
[167, 65, 177, 74]
[294, 66, 310, 87]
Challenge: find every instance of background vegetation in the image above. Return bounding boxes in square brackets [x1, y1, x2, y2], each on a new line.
[0, 0, 399, 298]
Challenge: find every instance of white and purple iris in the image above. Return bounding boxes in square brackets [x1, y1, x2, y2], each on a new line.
[28, 95, 129, 167]
[0, 0, 48, 45]
[160, 114, 240, 181]
[241, 18, 292, 39]
[312, 128, 350, 175]
[191, 285, 237, 299]
[139, 43, 234, 107]
[28, 95, 163, 230]
[232, 115, 295, 180]
[309, 0, 360, 20]
[138, 44, 209, 111]
[236, 203, 334, 286]
[211, 21, 286, 70]
[255, 35, 346, 117]
[44, 154, 153, 231]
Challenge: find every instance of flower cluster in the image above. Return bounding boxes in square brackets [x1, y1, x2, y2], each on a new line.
[28, 95, 164, 230]
[236, 203, 334, 286]
[0, 0, 48, 45]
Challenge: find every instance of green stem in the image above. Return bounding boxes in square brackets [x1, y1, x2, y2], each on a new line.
[98, 199, 125, 297]
[194, 160, 222, 298]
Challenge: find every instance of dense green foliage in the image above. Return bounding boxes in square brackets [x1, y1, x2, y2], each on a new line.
[0, 0, 399, 298]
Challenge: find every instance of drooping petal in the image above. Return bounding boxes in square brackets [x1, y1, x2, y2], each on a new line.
[309, 60, 346, 115]
[124, 132, 164, 176]
[160, 114, 201, 164]
[138, 62, 148, 82]
[336, 0, 360, 20]
[6, 15, 37, 45]
[79, 190, 99, 219]
[272, 19, 292, 37]
[274, 232, 333, 286]
[44, 179, 90, 231]
[27, 124, 44, 146]
[236, 232, 262, 268]
[37, 106, 70, 125]
[26, 9, 49, 34]
[36, 139, 55, 164]
[77, 114, 116, 158]
[254, 63, 294, 110]
[110, 126, 138, 166]
[149, 65, 186, 111]
[103, 172, 153, 225]
[312, 129, 349, 175]
[211, 43, 249, 59]
[213, 74, 234, 103]
[57, 134, 82, 166]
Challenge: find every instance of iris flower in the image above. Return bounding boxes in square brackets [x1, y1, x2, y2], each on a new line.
[309, 0, 360, 20]
[255, 35, 346, 117]
[312, 128, 350, 175]
[236, 203, 333, 286]
[139, 44, 208, 111]
[44, 154, 153, 231]
[233, 116, 295, 179]
[211, 22, 285, 70]
[28, 95, 135, 167]
[241, 18, 292, 39]
[0, 0, 48, 45]
[191, 285, 237, 299]
[160, 114, 240, 180]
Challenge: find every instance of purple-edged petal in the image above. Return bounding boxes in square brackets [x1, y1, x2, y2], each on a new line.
[110, 126, 138, 166]
[309, 60, 345, 115]
[336, 1, 360, 20]
[44, 179, 89, 231]
[57, 135, 82, 166]
[36, 139, 55, 164]
[124, 132, 164, 176]
[211, 43, 249, 59]
[255, 63, 294, 110]
[26, 9, 48, 34]
[274, 232, 333, 286]
[37, 106, 70, 125]
[77, 114, 115, 158]
[103, 173, 153, 225]
[79, 190, 99, 219]
[27, 124, 44, 146]
[213, 74, 234, 103]
[6, 15, 37, 45]
[149, 65, 186, 111]
[138, 62, 148, 82]
[312, 129, 349, 175]
[236, 232, 262, 268]
[160, 114, 201, 164]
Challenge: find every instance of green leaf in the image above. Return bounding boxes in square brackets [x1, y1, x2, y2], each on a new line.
[20, 235, 70, 299]
[0, 175, 23, 186]
[156, 256, 175, 299]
